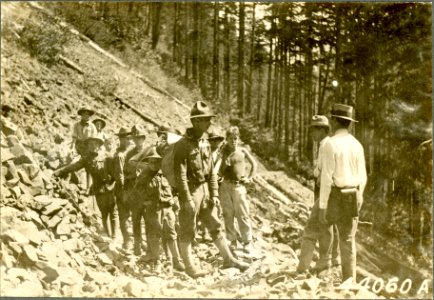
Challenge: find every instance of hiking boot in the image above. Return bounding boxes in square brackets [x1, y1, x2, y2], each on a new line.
[150, 260, 163, 274]
[311, 260, 331, 274]
[133, 242, 141, 256]
[214, 237, 250, 272]
[172, 259, 186, 272]
[122, 239, 132, 251]
[179, 242, 208, 278]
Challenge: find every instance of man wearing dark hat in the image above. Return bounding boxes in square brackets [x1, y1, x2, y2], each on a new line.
[54, 133, 116, 238]
[112, 127, 133, 250]
[123, 124, 151, 255]
[173, 101, 249, 278]
[72, 107, 97, 156]
[292, 115, 340, 278]
[319, 104, 367, 284]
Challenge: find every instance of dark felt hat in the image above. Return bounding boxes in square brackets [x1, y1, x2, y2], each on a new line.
[190, 101, 216, 119]
[130, 124, 147, 138]
[78, 107, 95, 116]
[116, 127, 131, 137]
[208, 128, 225, 141]
[331, 104, 358, 122]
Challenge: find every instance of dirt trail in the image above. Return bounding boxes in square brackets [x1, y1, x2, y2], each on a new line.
[0, 2, 404, 298]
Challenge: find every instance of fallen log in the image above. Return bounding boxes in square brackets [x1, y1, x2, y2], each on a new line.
[59, 54, 84, 74]
[253, 175, 291, 206]
[114, 94, 160, 127]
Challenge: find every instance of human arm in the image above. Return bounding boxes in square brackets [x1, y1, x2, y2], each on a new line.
[174, 140, 192, 204]
[319, 141, 335, 210]
[53, 159, 85, 177]
[242, 147, 257, 182]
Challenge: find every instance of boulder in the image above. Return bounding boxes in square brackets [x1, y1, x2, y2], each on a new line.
[2, 229, 29, 244]
[0, 246, 16, 268]
[41, 201, 63, 216]
[33, 195, 53, 207]
[1, 147, 15, 162]
[22, 244, 39, 264]
[57, 266, 81, 286]
[123, 281, 142, 297]
[56, 220, 72, 236]
[97, 252, 112, 265]
[8, 242, 23, 256]
[42, 215, 62, 228]
[36, 261, 59, 283]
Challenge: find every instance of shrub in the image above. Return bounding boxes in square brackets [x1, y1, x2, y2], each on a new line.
[20, 12, 69, 65]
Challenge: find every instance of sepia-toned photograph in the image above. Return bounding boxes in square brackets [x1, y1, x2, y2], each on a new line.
[0, 1, 432, 298]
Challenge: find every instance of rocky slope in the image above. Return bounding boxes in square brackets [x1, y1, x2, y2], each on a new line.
[0, 2, 385, 298]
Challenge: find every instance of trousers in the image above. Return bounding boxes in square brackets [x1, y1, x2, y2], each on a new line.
[178, 182, 223, 243]
[219, 180, 252, 244]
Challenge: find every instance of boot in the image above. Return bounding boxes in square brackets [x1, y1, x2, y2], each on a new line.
[122, 238, 132, 251]
[297, 238, 316, 273]
[167, 239, 185, 271]
[143, 238, 161, 262]
[214, 237, 250, 272]
[133, 240, 142, 256]
[179, 242, 208, 278]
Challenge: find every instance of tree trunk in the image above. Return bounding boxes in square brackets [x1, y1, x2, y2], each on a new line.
[224, 6, 231, 107]
[265, 34, 273, 128]
[213, 1, 220, 100]
[184, 3, 190, 80]
[237, 2, 245, 116]
[246, 3, 256, 114]
[192, 2, 199, 85]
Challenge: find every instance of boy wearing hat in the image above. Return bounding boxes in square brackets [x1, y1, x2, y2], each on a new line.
[173, 101, 249, 278]
[139, 147, 185, 272]
[72, 107, 97, 156]
[123, 124, 151, 255]
[319, 104, 367, 283]
[54, 134, 116, 238]
[112, 127, 134, 249]
[93, 117, 113, 156]
[218, 126, 257, 254]
[292, 115, 340, 278]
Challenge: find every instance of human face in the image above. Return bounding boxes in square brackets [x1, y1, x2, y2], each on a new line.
[133, 136, 146, 148]
[226, 134, 239, 150]
[81, 112, 91, 122]
[95, 121, 103, 131]
[310, 126, 327, 143]
[192, 117, 212, 134]
[87, 140, 102, 153]
[210, 139, 223, 151]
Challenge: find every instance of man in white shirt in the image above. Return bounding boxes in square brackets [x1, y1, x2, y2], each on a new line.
[319, 103, 367, 283]
[293, 115, 339, 277]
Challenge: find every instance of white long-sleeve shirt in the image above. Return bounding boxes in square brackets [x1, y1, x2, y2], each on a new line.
[314, 136, 330, 179]
[319, 129, 367, 209]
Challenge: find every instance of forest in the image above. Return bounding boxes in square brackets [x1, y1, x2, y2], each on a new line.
[47, 2, 432, 259]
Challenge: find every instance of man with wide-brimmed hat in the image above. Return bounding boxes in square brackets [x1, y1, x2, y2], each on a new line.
[72, 107, 97, 156]
[54, 133, 116, 238]
[93, 116, 113, 155]
[318, 104, 367, 284]
[291, 115, 340, 278]
[136, 147, 185, 273]
[173, 101, 249, 278]
[111, 127, 134, 250]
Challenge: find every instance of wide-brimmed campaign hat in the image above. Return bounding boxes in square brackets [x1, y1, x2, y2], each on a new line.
[85, 133, 104, 145]
[115, 127, 131, 137]
[309, 115, 330, 128]
[143, 147, 162, 161]
[190, 101, 216, 119]
[331, 103, 358, 122]
[130, 124, 147, 138]
[208, 127, 225, 141]
[78, 107, 95, 116]
[92, 117, 106, 129]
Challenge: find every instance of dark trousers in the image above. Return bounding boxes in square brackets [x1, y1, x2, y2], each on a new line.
[95, 191, 116, 237]
[115, 186, 130, 243]
[327, 187, 359, 281]
[178, 182, 223, 243]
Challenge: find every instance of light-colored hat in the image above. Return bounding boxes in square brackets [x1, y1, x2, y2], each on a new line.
[331, 104, 358, 122]
[190, 101, 216, 119]
[309, 115, 330, 128]
[85, 133, 104, 145]
[92, 117, 106, 129]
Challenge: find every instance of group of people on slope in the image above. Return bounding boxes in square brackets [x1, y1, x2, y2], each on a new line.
[53, 101, 259, 277]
